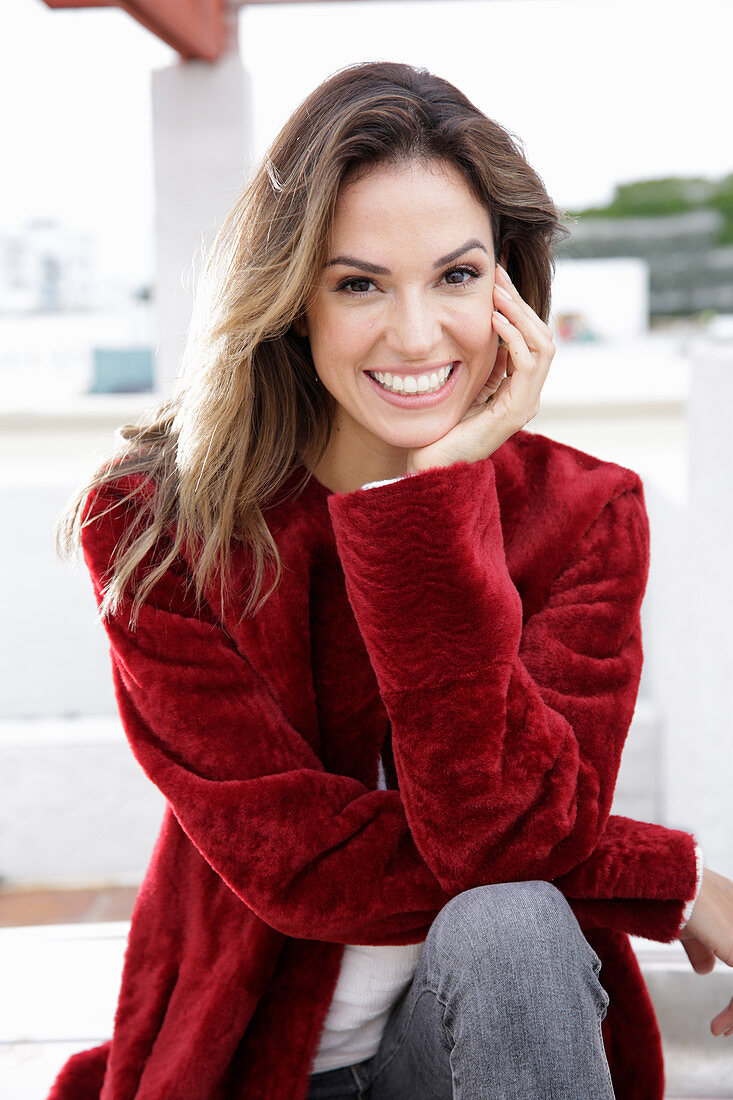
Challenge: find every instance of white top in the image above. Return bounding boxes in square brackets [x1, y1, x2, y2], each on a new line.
[309, 939, 424, 1072]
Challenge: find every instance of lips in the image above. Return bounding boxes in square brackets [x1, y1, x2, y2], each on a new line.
[363, 361, 461, 409]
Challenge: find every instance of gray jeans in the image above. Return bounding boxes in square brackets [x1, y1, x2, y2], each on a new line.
[305, 880, 614, 1099]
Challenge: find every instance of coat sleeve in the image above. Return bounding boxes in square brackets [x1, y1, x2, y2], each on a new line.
[80, 482, 455, 945]
[327, 454, 699, 921]
[554, 818, 700, 942]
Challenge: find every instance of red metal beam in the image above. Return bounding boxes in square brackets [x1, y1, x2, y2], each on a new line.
[42, 0, 227, 61]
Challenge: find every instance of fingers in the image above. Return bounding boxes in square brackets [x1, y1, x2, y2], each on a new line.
[711, 996, 733, 1037]
[490, 312, 543, 422]
[681, 935, 717, 975]
[490, 265, 555, 425]
[679, 925, 733, 1037]
[491, 310, 531, 394]
[494, 264, 555, 355]
[487, 344, 509, 389]
[464, 262, 557, 444]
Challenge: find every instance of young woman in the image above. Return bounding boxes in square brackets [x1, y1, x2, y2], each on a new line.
[51, 62, 733, 1100]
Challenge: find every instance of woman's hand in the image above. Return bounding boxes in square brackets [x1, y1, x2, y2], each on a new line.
[406, 263, 556, 475]
[679, 866, 733, 1035]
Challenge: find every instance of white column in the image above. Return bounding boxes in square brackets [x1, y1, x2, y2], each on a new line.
[662, 336, 733, 869]
[151, 18, 252, 392]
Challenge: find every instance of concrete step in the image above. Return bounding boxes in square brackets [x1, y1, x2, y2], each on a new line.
[1, 922, 731, 1098]
[0, 921, 126, 1097]
[0, 716, 165, 885]
[632, 936, 733, 1097]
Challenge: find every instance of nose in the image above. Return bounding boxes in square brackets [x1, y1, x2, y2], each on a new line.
[385, 290, 442, 360]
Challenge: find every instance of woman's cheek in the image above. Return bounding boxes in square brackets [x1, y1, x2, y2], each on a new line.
[461, 313, 497, 357]
[452, 296, 495, 339]
[313, 313, 359, 371]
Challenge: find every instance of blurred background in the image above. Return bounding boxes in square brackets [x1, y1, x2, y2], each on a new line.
[1, 0, 732, 1095]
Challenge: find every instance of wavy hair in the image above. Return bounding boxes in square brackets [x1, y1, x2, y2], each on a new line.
[56, 60, 569, 627]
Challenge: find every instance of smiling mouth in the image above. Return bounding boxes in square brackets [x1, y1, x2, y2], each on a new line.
[366, 363, 456, 395]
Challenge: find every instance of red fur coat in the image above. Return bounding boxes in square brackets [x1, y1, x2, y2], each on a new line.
[49, 429, 698, 1100]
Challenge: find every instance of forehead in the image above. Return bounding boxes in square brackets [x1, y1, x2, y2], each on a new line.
[330, 159, 493, 250]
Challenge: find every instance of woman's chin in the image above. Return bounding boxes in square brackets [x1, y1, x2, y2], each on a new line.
[369, 411, 461, 449]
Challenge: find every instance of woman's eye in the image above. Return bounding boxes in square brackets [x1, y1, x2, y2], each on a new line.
[337, 277, 374, 296]
[443, 265, 479, 286]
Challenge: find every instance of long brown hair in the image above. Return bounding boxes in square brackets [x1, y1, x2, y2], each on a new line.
[56, 60, 568, 627]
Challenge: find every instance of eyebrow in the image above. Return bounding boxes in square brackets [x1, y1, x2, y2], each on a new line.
[324, 238, 489, 274]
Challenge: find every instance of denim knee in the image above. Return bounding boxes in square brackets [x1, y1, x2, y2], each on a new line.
[426, 880, 599, 975]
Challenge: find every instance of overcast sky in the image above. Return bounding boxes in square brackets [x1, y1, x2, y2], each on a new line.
[3, 0, 731, 286]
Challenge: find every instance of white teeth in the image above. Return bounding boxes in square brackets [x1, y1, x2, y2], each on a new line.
[371, 364, 453, 395]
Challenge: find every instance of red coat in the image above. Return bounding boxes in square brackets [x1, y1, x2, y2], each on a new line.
[49, 430, 698, 1100]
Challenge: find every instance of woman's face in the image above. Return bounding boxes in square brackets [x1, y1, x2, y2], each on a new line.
[300, 158, 503, 473]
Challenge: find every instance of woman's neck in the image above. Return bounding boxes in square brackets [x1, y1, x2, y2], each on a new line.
[306, 430, 410, 495]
